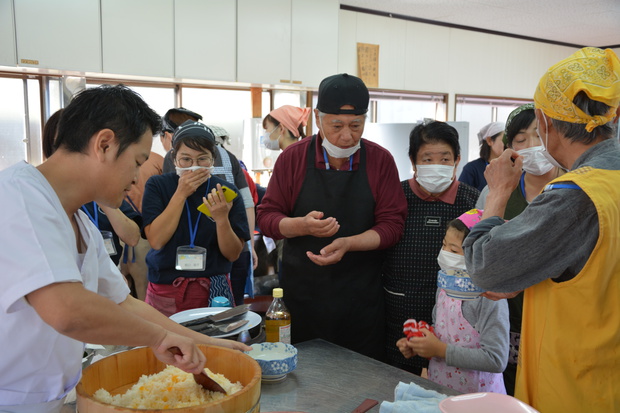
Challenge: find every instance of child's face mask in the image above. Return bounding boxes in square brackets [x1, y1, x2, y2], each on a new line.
[437, 249, 466, 271]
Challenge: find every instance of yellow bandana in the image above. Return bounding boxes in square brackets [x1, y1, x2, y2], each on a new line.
[534, 47, 620, 132]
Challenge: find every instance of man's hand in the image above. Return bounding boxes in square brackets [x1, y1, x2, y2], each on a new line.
[301, 211, 340, 237]
[484, 149, 523, 194]
[306, 237, 350, 266]
[482, 149, 523, 220]
[151, 332, 206, 374]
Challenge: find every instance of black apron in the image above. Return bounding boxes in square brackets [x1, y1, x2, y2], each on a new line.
[282, 136, 385, 360]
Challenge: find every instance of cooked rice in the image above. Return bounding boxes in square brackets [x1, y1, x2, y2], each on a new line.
[93, 365, 243, 409]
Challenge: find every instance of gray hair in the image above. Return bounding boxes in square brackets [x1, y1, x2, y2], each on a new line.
[551, 91, 618, 144]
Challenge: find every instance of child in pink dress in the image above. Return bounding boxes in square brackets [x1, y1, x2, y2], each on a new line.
[396, 209, 509, 394]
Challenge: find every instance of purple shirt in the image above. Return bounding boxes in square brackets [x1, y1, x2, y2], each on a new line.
[257, 134, 407, 250]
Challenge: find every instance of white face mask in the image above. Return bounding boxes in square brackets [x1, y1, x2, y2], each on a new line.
[175, 165, 213, 177]
[437, 249, 467, 271]
[415, 164, 455, 194]
[538, 111, 567, 171]
[320, 119, 360, 158]
[263, 127, 281, 151]
[517, 146, 555, 176]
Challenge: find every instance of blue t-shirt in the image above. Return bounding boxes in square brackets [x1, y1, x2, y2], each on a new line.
[81, 200, 142, 266]
[458, 157, 488, 191]
[142, 173, 250, 284]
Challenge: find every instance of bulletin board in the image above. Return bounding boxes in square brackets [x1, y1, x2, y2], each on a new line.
[357, 43, 379, 88]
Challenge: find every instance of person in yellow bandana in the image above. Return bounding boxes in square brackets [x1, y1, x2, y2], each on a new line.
[463, 47, 620, 412]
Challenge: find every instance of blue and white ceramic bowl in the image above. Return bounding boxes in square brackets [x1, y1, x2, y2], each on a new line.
[437, 269, 485, 300]
[245, 342, 297, 382]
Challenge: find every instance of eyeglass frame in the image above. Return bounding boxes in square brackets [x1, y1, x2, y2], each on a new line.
[175, 155, 214, 168]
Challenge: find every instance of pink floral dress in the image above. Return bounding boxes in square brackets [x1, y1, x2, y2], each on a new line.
[428, 289, 506, 394]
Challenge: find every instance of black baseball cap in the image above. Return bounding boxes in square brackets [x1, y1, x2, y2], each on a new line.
[162, 107, 203, 133]
[316, 73, 369, 115]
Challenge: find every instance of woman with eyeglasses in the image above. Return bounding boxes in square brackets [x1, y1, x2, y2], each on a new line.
[141, 121, 250, 316]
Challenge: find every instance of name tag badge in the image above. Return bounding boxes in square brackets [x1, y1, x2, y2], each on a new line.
[176, 246, 207, 271]
[424, 216, 441, 227]
[100, 230, 117, 256]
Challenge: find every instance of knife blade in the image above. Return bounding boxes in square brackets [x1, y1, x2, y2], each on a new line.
[180, 304, 250, 328]
[197, 319, 250, 336]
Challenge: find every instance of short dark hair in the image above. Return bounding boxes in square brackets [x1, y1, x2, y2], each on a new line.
[551, 91, 617, 144]
[43, 108, 64, 159]
[447, 217, 470, 238]
[55, 84, 160, 158]
[408, 121, 460, 163]
[505, 109, 536, 148]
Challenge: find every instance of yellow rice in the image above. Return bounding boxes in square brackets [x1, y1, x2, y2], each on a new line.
[93, 365, 243, 409]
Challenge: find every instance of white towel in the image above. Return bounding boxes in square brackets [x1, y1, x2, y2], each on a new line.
[380, 381, 448, 413]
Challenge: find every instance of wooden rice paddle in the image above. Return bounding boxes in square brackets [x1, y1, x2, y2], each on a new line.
[169, 347, 227, 394]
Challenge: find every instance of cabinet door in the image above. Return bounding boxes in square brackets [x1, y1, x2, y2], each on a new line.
[175, 0, 236, 81]
[237, 0, 291, 85]
[290, 0, 338, 88]
[102, 0, 173, 77]
[14, 0, 101, 72]
[0, 0, 16, 66]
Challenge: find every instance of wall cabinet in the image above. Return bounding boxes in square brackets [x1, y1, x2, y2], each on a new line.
[237, 0, 338, 88]
[101, 0, 173, 78]
[174, 0, 236, 82]
[13, 0, 101, 72]
[0, 0, 15, 66]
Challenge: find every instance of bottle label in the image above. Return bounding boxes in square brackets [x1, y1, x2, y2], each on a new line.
[279, 324, 291, 344]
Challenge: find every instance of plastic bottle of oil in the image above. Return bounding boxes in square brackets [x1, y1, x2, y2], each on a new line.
[265, 288, 291, 343]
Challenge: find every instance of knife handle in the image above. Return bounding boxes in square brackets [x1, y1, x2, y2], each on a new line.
[351, 399, 378, 413]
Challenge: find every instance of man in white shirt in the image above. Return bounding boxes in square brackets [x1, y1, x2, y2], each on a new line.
[0, 85, 249, 412]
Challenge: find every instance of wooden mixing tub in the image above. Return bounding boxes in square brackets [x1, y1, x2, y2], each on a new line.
[76, 345, 261, 413]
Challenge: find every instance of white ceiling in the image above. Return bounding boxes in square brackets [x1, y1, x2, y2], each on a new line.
[340, 0, 620, 48]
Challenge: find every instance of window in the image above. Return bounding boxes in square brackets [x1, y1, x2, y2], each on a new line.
[310, 90, 446, 130]
[455, 95, 533, 164]
[88, 82, 176, 156]
[0, 77, 44, 170]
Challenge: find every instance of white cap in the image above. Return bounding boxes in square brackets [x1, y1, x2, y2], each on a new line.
[477, 122, 505, 144]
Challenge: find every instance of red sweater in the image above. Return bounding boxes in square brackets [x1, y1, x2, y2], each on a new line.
[256, 135, 407, 250]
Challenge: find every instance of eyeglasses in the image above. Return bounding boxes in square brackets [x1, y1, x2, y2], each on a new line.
[177, 156, 214, 167]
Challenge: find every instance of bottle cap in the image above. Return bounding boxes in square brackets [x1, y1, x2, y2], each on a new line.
[273, 288, 283, 298]
[212, 296, 231, 307]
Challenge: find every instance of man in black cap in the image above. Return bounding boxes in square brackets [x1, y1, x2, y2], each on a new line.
[257, 73, 407, 360]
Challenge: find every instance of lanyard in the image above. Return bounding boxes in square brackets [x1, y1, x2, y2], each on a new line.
[125, 195, 141, 215]
[519, 172, 526, 200]
[322, 148, 353, 171]
[185, 178, 210, 248]
[81, 202, 99, 229]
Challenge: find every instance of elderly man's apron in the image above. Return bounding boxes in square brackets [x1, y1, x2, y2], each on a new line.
[282, 137, 385, 360]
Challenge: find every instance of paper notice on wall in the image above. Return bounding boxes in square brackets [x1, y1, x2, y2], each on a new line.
[357, 43, 379, 88]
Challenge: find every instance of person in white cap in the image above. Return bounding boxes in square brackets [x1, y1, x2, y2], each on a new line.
[458, 121, 505, 191]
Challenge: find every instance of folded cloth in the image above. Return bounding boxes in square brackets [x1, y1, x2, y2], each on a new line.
[380, 381, 448, 413]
